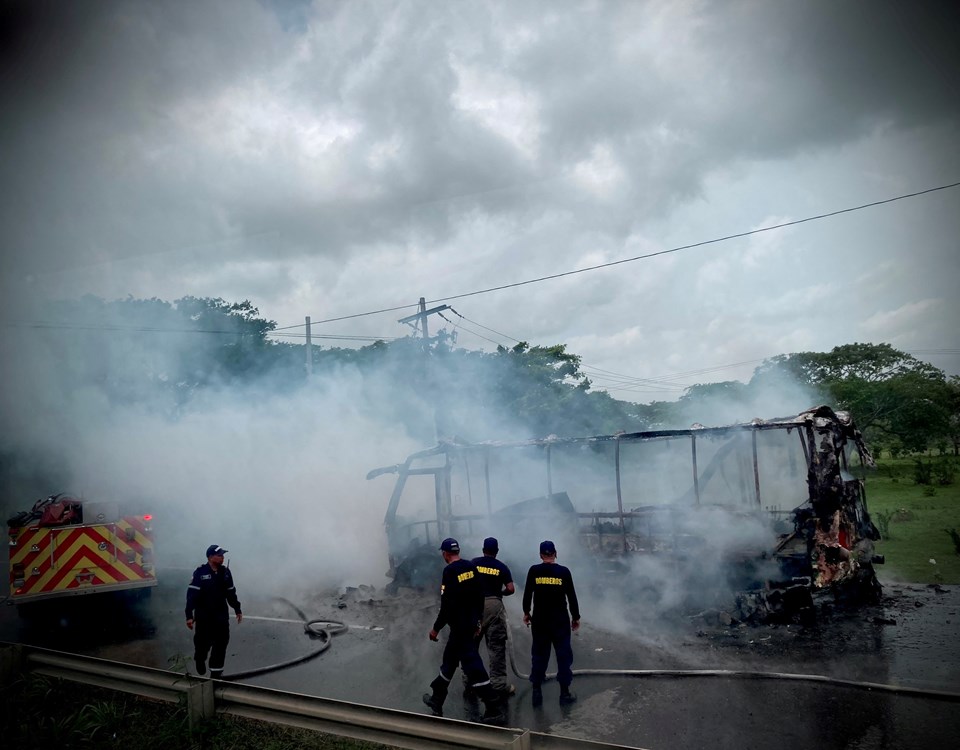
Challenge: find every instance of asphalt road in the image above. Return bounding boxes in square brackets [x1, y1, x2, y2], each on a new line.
[3, 573, 959, 750]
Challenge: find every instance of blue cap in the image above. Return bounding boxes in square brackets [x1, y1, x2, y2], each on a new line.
[206, 544, 228, 557]
[439, 538, 460, 553]
[539, 540, 557, 555]
[483, 537, 499, 552]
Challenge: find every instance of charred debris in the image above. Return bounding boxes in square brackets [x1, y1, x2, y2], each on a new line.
[367, 406, 883, 624]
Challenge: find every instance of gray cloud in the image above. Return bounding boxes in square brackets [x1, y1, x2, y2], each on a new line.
[1, 0, 957, 598]
[1, 0, 957, 380]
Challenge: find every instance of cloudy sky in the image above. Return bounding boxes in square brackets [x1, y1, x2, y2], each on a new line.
[3, 0, 959, 400]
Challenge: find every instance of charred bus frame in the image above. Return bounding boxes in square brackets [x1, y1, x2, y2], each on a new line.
[368, 406, 882, 614]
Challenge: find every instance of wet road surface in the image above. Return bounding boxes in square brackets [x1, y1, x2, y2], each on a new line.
[3, 574, 959, 750]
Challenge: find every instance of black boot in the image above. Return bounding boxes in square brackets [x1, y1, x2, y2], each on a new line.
[531, 683, 543, 707]
[476, 684, 505, 722]
[422, 676, 448, 717]
[559, 685, 577, 704]
[194, 655, 206, 675]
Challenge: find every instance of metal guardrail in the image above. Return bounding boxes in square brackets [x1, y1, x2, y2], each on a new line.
[0, 642, 645, 750]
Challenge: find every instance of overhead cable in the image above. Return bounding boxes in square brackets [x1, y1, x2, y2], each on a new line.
[425, 182, 960, 306]
[4, 320, 395, 343]
[448, 308, 521, 345]
[272, 302, 420, 331]
[278, 180, 960, 331]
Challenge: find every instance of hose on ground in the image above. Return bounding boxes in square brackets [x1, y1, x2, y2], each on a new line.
[218, 598, 960, 701]
[505, 616, 960, 702]
[223, 598, 347, 681]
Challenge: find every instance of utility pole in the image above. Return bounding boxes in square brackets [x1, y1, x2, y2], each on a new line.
[397, 297, 450, 350]
[305, 316, 313, 375]
[398, 297, 451, 442]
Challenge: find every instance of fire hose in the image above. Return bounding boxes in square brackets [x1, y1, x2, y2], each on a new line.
[220, 599, 960, 701]
[503, 617, 960, 701]
[222, 598, 347, 681]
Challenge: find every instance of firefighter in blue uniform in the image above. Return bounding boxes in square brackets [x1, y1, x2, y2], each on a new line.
[185, 544, 242, 679]
[469, 536, 515, 696]
[423, 537, 505, 721]
[522, 539, 580, 705]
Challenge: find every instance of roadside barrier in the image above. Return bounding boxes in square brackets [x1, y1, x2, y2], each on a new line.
[0, 642, 645, 750]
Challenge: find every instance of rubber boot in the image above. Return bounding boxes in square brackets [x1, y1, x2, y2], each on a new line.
[194, 655, 206, 675]
[476, 684, 505, 722]
[422, 676, 448, 717]
[531, 683, 543, 707]
[559, 685, 577, 704]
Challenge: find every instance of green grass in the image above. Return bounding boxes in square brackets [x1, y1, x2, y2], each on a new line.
[862, 456, 960, 584]
[0, 674, 396, 750]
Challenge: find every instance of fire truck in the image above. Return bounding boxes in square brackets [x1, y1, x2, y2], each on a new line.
[8, 493, 157, 608]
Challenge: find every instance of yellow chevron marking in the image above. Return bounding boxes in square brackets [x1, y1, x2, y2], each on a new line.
[28, 531, 145, 594]
[10, 528, 52, 565]
[11, 520, 154, 597]
[115, 520, 155, 552]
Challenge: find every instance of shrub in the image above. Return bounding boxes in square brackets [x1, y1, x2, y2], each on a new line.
[946, 528, 960, 556]
[876, 510, 893, 539]
[914, 459, 933, 485]
[934, 461, 956, 486]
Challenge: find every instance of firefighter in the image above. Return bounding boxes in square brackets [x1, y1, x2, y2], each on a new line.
[185, 544, 242, 679]
[423, 537, 505, 721]
[467, 536, 516, 697]
[522, 540, 580, 706]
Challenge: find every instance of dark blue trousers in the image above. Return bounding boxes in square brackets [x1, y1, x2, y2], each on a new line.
[530, 616, 573, 687]
[194, 619, 230, 672]
[440, 626, 490, 687]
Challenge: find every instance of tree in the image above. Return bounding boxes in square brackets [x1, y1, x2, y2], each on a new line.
[40, 295, 285, 411]
[946, 376, 960, 456]
[752, 343, 951, 452]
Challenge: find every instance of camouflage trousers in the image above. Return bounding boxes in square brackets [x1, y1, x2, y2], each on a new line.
[464, 596, 509, 690]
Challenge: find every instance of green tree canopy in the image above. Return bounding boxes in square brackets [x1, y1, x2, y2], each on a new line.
[752, 343, 951, 452]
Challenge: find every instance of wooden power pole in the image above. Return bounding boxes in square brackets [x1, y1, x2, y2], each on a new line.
[305, 316, 313, 375]
[397, 297, 450, 348]
[398, 298, 451, 441]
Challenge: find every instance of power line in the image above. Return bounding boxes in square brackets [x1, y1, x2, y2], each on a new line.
[447, 309, 521, 345]
[4, 320, 397, 343]
[581, 370, 690, 392]
[272, 302, 420, 331]
[444, 307, 774, 391]
[425, 182, 960, 305]
[445, 306, 727, 392]
[277, 180, 960, 331]
[270, 332, 398, 342]
[5, 321, 264, 336]
[438, 312, 503, 348]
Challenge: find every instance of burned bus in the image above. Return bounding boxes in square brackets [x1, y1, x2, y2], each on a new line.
[367, 406, 883, 621]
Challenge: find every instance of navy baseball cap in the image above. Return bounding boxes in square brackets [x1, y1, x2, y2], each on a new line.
[206, 544, 228, 557]
[483, 537, 499, 552]
[539, 540, 557, 555]
[439, 538, 460, 553]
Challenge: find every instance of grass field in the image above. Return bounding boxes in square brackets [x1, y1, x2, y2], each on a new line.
[0, 675, 394, 750]
[861, 456, 960, 584]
